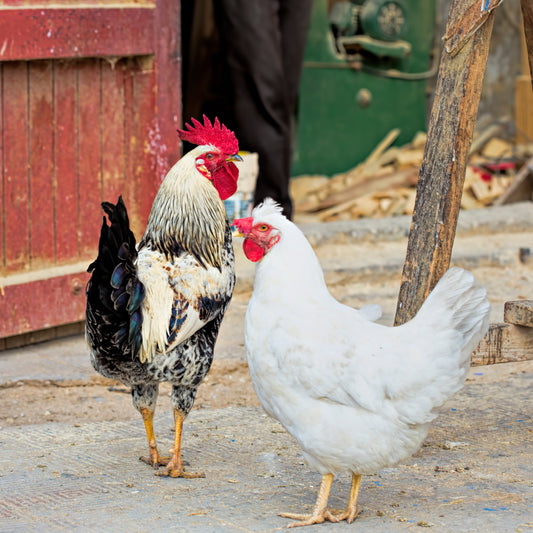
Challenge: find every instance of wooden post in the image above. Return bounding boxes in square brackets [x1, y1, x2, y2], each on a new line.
[521, 0, 533, 85]
[394, 0, 502, 326]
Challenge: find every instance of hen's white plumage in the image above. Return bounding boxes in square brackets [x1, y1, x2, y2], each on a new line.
[237, 199, 491, 527]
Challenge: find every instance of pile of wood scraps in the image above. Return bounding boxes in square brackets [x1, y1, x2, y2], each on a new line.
[291, 128, 533, 222]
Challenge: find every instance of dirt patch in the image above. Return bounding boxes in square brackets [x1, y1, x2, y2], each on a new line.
[0, 359, 259, 428]
[2, 359, 531, 431]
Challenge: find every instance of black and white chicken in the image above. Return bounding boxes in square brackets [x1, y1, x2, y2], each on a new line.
[86, 116, 241, 478]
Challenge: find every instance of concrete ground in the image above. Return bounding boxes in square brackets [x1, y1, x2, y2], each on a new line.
[0, 203, 532, 532]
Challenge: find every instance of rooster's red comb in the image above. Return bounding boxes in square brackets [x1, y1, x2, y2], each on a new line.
[177, 115, 239, 154]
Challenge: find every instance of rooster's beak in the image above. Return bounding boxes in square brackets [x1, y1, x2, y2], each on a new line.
[232, 228, 244, 238]
[226, 154, 243, 163]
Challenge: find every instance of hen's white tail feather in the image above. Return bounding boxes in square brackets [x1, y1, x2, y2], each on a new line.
[390, 268, 490, 425]
[360, 303, 382, 322]
[416, 267, 490, 365]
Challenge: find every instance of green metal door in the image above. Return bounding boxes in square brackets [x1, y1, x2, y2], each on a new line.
[292, 0, 435, 176]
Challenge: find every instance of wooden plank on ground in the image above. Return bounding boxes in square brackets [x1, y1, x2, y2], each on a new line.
[342, 129, 400, 188]
[504, 300, 533, 327]
[494, 156, 533, 205]
[318, 167, 418, 221]
[469, 123, 504, 155]
[471, 323, 533, 365]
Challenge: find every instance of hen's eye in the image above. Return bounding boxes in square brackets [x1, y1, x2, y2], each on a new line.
[258, 224, 269, 232]
[206, 153, 214, 160]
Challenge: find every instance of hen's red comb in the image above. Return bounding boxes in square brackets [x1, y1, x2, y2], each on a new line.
[233, 217, 254, 235]
[177, 115, 239, 154]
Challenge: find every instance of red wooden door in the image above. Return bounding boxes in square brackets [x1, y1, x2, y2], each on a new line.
[0, 0, 181, 341]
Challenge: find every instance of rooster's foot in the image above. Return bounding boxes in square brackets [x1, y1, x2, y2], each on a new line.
[153, 410, 205, 478]
[139, 408, 169, 468]
[155, 465, 205, 479]
[154, 454, 205, 478]
[139, 454, 171, 468]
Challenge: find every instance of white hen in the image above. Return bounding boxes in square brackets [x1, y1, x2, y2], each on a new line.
[233, 199, 490, 528]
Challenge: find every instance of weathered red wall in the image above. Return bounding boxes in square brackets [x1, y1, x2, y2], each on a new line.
[0, 0, 181, 339]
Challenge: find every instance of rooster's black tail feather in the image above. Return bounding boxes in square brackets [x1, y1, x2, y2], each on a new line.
[86, 196, 145, 359]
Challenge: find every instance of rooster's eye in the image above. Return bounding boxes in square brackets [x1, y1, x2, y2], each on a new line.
[258, 224, 269, 232]
[206, 153, 214, 160]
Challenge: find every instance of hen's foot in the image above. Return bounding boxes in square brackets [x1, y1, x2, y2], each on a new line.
[280, 473, 337, 528]
[328, 506, 360, 524]
[280, 509, 341, 528]
[280, 473, 361, 527]
[342, 472, 362, 523]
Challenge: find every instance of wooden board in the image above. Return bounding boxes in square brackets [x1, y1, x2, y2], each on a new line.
[504, 300, 533, 327]
[521, 0, 533, 83]
[101, 62, 127, 203]
[471, 323, 533, 366]
[2, 61, 30, 274]
[78, 59, 104, 258]
[28, 61, 55, 269]
[0, 7, 155, 60]
[54, 61, 80, 264]
[0, 266, 90, 338]
[516, 74, 533, 144]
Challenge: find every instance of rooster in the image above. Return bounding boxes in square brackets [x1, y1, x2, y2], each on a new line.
[233, 199, 490, 527]
[86, 116, 241, 478]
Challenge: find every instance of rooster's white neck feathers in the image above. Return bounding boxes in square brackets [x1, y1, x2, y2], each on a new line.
[141, 146, 227, 269]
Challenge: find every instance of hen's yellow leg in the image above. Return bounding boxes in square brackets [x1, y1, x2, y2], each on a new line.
[280, 473, 340, 528]
[157, 409, 205, 478]
[334, 473, 362, 523]
[139, 408, 170, 467]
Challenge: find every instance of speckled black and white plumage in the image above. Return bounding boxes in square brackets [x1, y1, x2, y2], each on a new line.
[87, 211, 235, 418]
[85, 133, 239, 476]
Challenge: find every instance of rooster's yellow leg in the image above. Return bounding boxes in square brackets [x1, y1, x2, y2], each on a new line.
[139, 408, 170, 467]
[157, 409, 205, 478]
[280, 473, 341, 528]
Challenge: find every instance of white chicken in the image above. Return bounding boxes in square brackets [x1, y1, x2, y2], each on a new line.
[233, 199, 490, 528]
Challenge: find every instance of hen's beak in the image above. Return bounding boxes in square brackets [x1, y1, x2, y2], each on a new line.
[233, 229, 244, 238]
[226, 153, 243, 163]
